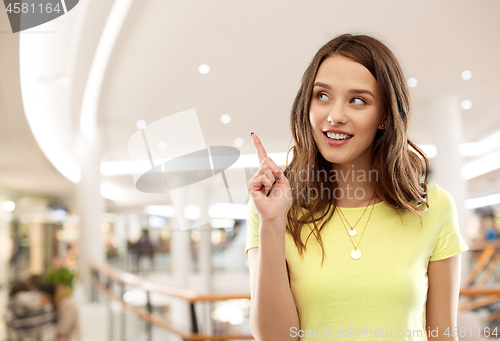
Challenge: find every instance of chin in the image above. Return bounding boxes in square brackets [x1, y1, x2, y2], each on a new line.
[319, 152, 351, 165]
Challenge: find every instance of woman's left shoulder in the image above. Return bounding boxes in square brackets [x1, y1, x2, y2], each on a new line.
[425, 184, 457, 213]
[425, 184, 440, 199]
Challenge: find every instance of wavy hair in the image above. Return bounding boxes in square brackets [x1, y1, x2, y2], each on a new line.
[284, 34, 429, 266]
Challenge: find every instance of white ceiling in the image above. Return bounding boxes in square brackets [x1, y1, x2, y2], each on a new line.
[0, 14, 74, 198]
[1, 0, 500, 210]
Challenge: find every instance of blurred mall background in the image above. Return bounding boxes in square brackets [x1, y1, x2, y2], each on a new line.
[1, 0, 500, 340]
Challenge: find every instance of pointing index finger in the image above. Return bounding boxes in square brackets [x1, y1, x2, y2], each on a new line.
[251, 132, 268, 164]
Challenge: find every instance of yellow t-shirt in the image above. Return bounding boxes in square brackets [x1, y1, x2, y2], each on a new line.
[245, 184, 469, 340]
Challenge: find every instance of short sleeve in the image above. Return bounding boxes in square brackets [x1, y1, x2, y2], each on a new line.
[245, 199, 261, 254]
[429, 186, 470, 261]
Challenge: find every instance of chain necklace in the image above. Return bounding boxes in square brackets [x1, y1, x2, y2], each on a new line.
[336, 193, 376, 237]
[337, 196, 376, 260]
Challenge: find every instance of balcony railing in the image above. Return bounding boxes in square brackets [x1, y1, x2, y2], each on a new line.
[92, 239, 500, 340]
[91, 262, 253, 340]
[460, 239, 500, 324]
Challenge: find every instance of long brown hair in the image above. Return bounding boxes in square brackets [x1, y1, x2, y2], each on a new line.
[284, 34, 429, 265]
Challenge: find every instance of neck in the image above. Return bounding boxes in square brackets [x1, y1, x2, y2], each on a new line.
[332, 158, 379, 208]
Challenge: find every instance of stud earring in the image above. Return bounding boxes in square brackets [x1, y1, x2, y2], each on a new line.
[381, 123, 386, 128]
[327, 117, 334, 125]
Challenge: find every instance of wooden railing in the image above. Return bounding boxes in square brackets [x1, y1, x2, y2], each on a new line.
[459, 239, 500, 323]
[92, 240, 500, 339]
[91, 262, 254, 341]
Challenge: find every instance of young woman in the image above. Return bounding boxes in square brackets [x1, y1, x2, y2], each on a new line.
[245, 34, 469, 340]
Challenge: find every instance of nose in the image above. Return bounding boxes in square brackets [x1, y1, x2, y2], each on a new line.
[327, 102, 347, 125]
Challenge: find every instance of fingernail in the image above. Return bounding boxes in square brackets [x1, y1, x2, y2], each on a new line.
[250, 132, 254, 136]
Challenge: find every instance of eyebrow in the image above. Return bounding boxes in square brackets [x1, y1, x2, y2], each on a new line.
[313, 82, 375, 98]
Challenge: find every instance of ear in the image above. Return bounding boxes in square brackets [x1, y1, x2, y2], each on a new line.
[379, 117, 387, 130]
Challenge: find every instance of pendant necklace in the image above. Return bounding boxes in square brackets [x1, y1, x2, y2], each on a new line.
[337, 195, 376, 260]
[336, 193, 376, 237]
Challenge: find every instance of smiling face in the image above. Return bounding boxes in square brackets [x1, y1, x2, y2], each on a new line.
[309, 55, 386, 167]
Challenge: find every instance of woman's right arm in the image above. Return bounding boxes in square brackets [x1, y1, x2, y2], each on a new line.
[248, 223, 299, 341]
[247, 133, 299, 340]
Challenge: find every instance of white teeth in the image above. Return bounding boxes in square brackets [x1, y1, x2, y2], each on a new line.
[326, 132, 352, 140]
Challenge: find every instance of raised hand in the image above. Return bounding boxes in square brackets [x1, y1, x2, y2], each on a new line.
[246, 132, 292, 225]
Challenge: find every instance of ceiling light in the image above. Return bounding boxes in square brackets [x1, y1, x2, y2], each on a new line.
[136, 120, 147, 129]
[100, 146, 437, 178]
[417, 144, 437, 158]
[3, 201, 15, 212]
[234, 137, 244, 147]
[409, 144, 437, 158]
[100, 151, 292, 176]
[407, 78, 418, 88]
[461, 100, 473, 110]
[220, 114, 231, 124]
[210, 218, 235, 228]
[461, 71, 472, 80]
[464, 192, 500, 209]
[101, 160, 152, 176]
[20, 50, 81, 183]
[198, 64, 210, 75]
[461, 150, 500, 180]
[209, 203, 248, 220]
[145, 205, 175, 217]
[100, 183, 127, 201]
[459, 130, 500, 156]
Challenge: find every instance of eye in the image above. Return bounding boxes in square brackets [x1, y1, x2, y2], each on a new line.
[350, 97, 366, 105]
[316, 92, 329, 101]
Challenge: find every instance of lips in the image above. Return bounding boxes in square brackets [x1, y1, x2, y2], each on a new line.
[322, 128, 354, 135]
[324, 131, 353, 140]
[322, 132, 352, 146]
